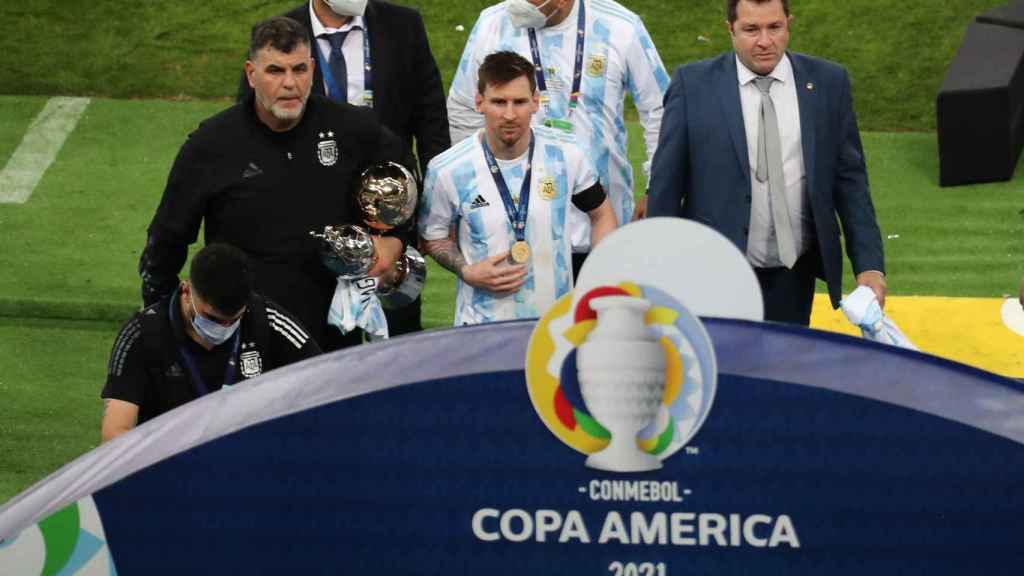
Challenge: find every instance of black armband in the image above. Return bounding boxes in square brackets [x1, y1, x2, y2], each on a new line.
[572, 181, 607, 213]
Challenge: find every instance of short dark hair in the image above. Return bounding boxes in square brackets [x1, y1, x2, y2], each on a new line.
[189, 243, 253, 316]
[477, 51, 537, 95]
[248, 16, 310, 61]
[727, 0, 790, 24]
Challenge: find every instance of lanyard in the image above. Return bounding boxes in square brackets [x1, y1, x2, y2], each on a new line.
[179, 333, 241, 397]
[314, 27, 373, 106]
[527, 0, 586, 116]
[172, 296, 242, 397]
[480, 132, 535, 242]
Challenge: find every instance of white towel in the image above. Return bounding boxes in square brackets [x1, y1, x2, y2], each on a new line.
[327, 277, 389, 341]
[840, 285, 917, 351]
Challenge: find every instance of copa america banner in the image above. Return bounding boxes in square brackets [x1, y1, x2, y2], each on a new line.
[2, 220, 1024, 574]
[4, 319, 1024, 574]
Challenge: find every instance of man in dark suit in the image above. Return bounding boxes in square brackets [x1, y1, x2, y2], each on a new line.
[648, 0, 886, 325]
[238, 0, 450, 335]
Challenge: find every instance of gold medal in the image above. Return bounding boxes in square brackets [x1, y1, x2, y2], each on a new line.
[509, 241, 531, 265]
[540, 177, 557, 201]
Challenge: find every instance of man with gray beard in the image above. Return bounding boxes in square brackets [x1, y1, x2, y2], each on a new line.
[140, 16, 414, 351]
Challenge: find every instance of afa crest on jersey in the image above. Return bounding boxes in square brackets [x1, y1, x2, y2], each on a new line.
[317, 131, 339, 167]
[240, 350, 263, 378]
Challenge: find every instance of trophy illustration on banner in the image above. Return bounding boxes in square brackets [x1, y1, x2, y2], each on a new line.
[576, 295, 667, 472]
[525, 219, 749, 474]
[309, 161, 424, 337]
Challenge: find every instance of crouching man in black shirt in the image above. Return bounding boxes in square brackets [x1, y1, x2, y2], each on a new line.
[102, 243, 321, 442]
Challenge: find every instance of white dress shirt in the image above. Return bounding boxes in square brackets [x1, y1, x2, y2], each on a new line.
[736, 54, 812, 268]
[309, 1, 367, 106]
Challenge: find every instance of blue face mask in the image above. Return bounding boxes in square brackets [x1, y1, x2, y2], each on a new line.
[190, 294, 241, 346]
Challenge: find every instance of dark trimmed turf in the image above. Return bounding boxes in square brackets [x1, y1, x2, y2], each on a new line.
[0, 0, 1009, 129]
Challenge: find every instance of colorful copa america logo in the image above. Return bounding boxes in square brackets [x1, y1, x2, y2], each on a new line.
[525, 281, 718, 473]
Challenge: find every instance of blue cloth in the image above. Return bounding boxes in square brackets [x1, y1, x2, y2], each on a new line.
[327, 277, 388, 341]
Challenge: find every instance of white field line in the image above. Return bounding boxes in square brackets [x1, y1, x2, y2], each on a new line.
[0, 97, 91, 204]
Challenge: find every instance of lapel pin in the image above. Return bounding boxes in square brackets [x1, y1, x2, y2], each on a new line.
[806, 82, 815, 91]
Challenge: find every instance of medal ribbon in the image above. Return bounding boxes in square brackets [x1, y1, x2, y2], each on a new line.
[480, 132, 535, 243]
[314, 26, 373, 106]
[172, 295, 242, 397]
[527, 0, 586, 116]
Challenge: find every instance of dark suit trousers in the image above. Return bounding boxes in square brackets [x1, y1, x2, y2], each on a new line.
[321, 326, 364, 352]
[384, 297, 423, 336]
[754, 249, 819, 326]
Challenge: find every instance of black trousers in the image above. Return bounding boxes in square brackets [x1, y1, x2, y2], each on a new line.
[320, 325, 364, 352]
[753, 250, 819, 326]
[384, 295, 423, 336]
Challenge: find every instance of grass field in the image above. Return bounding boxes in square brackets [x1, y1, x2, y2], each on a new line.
[2, 0, 1023, 505]
[0, 0, 1008, 129]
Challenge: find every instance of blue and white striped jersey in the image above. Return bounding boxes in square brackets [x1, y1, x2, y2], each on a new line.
[420, 128, 598, 325]
[447, 0, 669, 248]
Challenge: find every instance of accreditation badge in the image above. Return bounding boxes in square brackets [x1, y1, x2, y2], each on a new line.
[545, 66, 568, 93]
[540, 176, 558, 201]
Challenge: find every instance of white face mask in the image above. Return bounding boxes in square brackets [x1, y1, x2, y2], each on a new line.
[323, 0, 368, 17]
[506, 0, 554, 29]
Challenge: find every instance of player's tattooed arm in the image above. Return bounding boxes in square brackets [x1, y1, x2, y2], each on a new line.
[422, 235, 526, 296]
[422, 237, 468, 278]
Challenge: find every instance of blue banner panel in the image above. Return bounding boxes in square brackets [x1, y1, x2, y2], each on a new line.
[4, 319, 1024, 575]
[93, 346, 1024, 573]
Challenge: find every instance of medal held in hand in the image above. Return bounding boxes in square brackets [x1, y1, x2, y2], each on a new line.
[481, 132, 535, 268]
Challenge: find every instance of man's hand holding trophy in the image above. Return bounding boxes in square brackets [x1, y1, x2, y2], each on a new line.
[310, 162, 425, 339]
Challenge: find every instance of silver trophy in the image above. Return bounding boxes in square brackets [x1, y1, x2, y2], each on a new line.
[357, 161, 418, 231]
[309, 224, 378, 279]
[377, 245, 427, 309]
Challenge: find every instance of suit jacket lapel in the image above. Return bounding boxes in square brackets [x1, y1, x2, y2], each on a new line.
[717, 54, 750, 185]
[298, 7, 327, 97]
[364, 2, 382, 113]
[790, 53, 816, 193]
